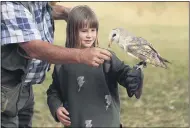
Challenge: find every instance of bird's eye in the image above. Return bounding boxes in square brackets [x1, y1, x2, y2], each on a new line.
[112, 33, 116, 37]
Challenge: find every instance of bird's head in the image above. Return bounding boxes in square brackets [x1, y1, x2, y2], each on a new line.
[108, 28, 120, 47]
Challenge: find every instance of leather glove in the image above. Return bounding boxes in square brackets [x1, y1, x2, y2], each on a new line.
[125, 65, 144, 99]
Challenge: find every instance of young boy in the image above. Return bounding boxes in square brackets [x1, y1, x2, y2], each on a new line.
[47, 5, 143, 127]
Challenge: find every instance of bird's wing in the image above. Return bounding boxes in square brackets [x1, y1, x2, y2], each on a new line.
[125, 37, 167, 68]
[137, 37, 160, 55]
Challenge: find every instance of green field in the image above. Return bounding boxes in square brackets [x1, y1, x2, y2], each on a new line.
[32, 2, 189, 127]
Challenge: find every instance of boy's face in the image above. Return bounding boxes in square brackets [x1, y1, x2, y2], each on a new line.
[78, 27, 97, 48]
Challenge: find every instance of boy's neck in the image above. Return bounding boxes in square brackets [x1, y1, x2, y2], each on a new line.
[79, 45, 94, 49]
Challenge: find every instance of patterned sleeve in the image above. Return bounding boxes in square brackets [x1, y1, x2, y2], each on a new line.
[1, 2, 41, 45]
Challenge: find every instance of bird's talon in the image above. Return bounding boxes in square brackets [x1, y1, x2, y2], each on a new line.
[143, 62, 147, 68]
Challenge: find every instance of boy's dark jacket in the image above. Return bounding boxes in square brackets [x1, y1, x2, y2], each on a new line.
[46, 51, 143, 127]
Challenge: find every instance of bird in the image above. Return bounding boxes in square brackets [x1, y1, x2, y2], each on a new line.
[108, 28, 171, 69]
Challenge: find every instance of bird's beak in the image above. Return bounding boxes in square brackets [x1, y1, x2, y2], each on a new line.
[108, 40, 113, 48]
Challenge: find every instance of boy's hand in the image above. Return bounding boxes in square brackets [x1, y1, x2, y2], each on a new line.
[56, 107, 71, 126]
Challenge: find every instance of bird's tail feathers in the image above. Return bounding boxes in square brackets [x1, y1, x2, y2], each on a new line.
[155, 55, 171, 69]
[160, 57, 172, 69]
[162, 62, 168, 69]
[160, 57, 172, 64]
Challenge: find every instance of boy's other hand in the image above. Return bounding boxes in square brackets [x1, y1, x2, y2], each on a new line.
[56, 107, 71, 126]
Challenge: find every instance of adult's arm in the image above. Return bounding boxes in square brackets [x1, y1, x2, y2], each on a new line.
[1, 2, 111, 66]
[19, 41, 111, 66]
[51, 4, 70, 21]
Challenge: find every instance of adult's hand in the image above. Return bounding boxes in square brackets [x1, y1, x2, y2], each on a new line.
[51, 4, 71, 21]
[78, 47, 112, 67]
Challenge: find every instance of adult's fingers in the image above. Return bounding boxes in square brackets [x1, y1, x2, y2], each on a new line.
[98, 48, 112, 58]
[94, 57, 104, 65]
[91, 61, 100, 67]
[97, 53, 111, 62]
[78, 48, 111, 67]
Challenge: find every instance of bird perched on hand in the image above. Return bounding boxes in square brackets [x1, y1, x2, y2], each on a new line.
[108, 28, 171, 69]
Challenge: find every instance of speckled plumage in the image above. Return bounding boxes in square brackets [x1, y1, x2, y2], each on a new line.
[108, 28, 171, 69]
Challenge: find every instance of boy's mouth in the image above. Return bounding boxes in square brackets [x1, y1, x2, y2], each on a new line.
[84, 40, 92, 43]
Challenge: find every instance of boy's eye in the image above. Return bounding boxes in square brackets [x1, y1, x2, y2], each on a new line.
[80, 28, 96, 32]
[81, 29, 88, 32]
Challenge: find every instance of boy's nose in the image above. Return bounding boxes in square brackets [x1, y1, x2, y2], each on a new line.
[87, 32, 92, 37]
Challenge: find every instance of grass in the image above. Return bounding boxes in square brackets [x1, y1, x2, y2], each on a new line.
[32, 2, 189, 127]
